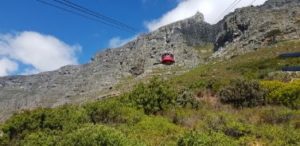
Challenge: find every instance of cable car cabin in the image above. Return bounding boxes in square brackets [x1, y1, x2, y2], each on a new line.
[161, 53, 175, 65]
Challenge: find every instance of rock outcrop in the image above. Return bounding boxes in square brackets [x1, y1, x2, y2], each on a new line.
[1, 0, 300, 121]
[212, 0, 300, 58]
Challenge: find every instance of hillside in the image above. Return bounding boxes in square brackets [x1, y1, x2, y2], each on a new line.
[0, 0, 300, 143]
[0, 40, 299, 145]
[0, 11, 215, 122]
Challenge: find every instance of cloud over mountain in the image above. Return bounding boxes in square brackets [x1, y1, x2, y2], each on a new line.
[146, 0, 267, 31]
[0, 31, 80, 76]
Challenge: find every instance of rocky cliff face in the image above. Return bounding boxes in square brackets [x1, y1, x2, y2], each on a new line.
[212, 0, 300, 58]
[1, 0, 300, 121]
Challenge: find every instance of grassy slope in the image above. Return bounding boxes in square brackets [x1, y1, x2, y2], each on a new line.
[172, 40, 300, 91]
[0, 41, 300, 146]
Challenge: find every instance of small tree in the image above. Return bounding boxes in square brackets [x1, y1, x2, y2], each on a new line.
[218, 79, 266, 108]
[128, 78, 177, 114]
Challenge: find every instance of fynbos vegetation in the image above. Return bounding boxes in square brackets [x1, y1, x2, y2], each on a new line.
[1, 0, 300, 145]
[1, 41, 300, 145]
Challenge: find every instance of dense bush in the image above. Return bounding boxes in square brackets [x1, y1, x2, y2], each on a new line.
[1, 110, 44, 141]
[15, 124, 142, 146]
[128, 78, 194, 114]
[261, 80, 300, 109]
[223, 120, 252, 138]
[265, 72, 300, 82]
[218, 79, 266, 108]
[59, 124, 141, 146]
[128, 78, 201, 115]
[85, 99, 144, 125]
[41, 106, 89, 131]
[0, 128, 8, 146]
[189, 78, 227, 94]
[205, 78, 228, 93]
[20, 131, 58, 146]
[165, 107, 207, 128]
[253, 125, 300, 145]
[177, 131, 237, 146]
[199, 112, 252, 139]
[189, 80, 206, 89]
[126, 116, 183, 145]
[1, 106, 88, 145]
[176, 89, 200, 109]
[259, 107, 295, 124]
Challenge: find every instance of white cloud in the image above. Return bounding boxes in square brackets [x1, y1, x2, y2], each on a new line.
[146, 0, 267, 31]
[0, 31, 80, 76]
[0, 58, 18, 76]
[108, 35, 137, 48]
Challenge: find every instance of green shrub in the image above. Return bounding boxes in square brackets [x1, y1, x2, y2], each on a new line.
[20, 131, 58, 146]
[189, 80, 206, 89]
[60, 124, 141, 146]
[176, 89, 200, 109]
[219, 79, 266, 108]
[260, 80, 285, 92]
[167, 108, 197, 126]
[1, 105, 88, 143]
[265, 72, 300, 82]
[259, 107, 295, 124]
[1, 110, 43, 140]
[261, 80, 300, 109]
[41, 105, 89, 131]
[177, 131, 237, 146]
[126, 116, 183, 146]
[253, 124, 300, 145]
[205, 78, 228, 93]
[127, 78, 200, 114]
[0, 129, 8, 146]
[199, 112, 252, 138]
[265, 29, 281, 38]
[223, 120, 252, 138]
[128, 78, 177, 114]
[189, 79, 227, 93]
[85, 99, 144, 125]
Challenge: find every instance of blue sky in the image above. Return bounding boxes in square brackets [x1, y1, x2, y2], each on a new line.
[0, 0, 178, 62]
[0, 0, 266, 76]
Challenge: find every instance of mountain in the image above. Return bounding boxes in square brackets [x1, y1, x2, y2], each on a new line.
[213, 0, 300, 58]
[0, 0, 300, 121]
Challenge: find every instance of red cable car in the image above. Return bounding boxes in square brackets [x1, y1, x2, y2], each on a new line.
[161, 52, 175, 65]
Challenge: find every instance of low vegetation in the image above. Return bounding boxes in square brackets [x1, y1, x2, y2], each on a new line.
[261, 80, 300, 109]
[219, 79, 266, 108]
[0, 41, 300, 145]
